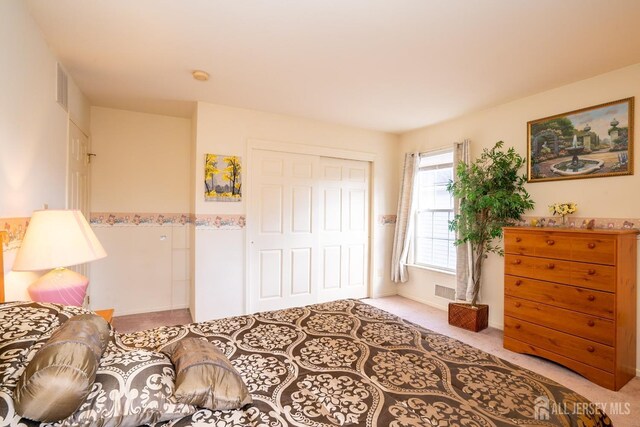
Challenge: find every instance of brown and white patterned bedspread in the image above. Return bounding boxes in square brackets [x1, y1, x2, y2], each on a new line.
[1, 299, 611, 426]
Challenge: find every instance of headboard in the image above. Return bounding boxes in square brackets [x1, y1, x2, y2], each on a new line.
[0, 231, 6, 303]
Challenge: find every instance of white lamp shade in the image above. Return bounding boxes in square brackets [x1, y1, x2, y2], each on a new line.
[13, 210, 107, 271]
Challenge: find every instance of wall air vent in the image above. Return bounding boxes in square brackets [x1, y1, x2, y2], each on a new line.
[435, 284, 455, 301]
[56, 63, 68, 111]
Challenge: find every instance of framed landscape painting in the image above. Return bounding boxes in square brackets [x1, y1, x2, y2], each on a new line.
[527, 97, 634, 182]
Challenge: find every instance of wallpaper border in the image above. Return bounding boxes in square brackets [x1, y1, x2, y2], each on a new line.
[518, 215, 637, 230]
[4, 213, 639, 254]
[379, 215, 397, 225]
[90, 212, 191, 227]
[194, 214, 246, 230]
[1, 217, 30, 251]
[89, 212, 247, 230]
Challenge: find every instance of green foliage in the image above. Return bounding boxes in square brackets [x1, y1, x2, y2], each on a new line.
[204, 154, 219, 195]
[531, 117, 575, 138]
[447, 141, 534, 305]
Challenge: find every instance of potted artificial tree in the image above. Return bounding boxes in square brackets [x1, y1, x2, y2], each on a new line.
[447, 141, 534, 332]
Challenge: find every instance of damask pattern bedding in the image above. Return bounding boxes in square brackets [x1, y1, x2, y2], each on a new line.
[0, 299, 610, 426]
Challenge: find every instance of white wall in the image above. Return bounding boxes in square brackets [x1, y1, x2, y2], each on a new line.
[192, 102, 399, 321]
[90, 107, 190, 212]
[1, 1, 68, 217]
[399, 63, 640, 367]
[89, 107, 192, 314]
[0, 0, 90, 299]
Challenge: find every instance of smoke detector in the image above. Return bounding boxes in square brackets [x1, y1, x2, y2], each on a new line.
[192, 70, 209, 81]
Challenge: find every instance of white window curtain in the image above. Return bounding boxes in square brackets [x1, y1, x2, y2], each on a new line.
[453, 139, 473, 301]
[391, 152, 419, 283]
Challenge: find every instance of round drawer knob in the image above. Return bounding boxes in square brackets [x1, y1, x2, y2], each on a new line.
[587, 269, 596, 275]
[546, 239, 555, 246]
[587, 346, 595, 353]
[515, 302, 521, 308]
[587, 320, 595, 327]
[587, 295, 595, 302]
[515, 237, 522, 242]
[514, 324, 521, 330]
[588, 243, 596, 249]
[515, 280, 522, 286]
[513, 259, 521, 265]
[547, 263, 555, 269]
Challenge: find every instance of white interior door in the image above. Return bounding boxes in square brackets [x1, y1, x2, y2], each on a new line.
[249, 150, 320, 312]
[67, 121, 90, 215]
[318, 157, 370, 301]
[67, 120, 91, 278]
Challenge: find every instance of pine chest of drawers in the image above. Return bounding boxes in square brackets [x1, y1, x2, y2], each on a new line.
[503, 226, 637, 390]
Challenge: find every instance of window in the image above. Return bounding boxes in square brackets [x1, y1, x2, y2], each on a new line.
[413, 149, 456, 271]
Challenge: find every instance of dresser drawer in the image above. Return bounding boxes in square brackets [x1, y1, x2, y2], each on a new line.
[504, 316, 614, 372]
[504, 254, 615, 292]
[504, 231, 571, 258]
[571, 237, 616, 265]
[504, 231, 616, 265]
[504, 276, 615, 319]
[504, 296, 614, 346]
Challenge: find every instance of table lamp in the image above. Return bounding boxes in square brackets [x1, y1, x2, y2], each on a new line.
[12, 209, 107, 306]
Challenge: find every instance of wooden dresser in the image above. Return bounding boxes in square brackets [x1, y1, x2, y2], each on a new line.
[503, 226, 637, 390]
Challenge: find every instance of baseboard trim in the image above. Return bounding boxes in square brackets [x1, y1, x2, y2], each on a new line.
[397, 292, 504, 329]
[370, 290, 398, 298]
[396, 291, 448, 312]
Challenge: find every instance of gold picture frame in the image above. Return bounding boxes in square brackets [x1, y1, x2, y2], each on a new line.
[527, 97, 634, 182]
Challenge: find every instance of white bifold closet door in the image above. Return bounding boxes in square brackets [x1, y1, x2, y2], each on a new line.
[318, 157, 369, 302]
[249, 150, 369, 313]
[249, 150, 320, 312]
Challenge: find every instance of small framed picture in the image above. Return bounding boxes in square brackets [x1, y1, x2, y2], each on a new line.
[204, 154, 242, 201]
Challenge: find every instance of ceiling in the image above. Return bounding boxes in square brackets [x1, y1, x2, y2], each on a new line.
[26, 0, 640, 133]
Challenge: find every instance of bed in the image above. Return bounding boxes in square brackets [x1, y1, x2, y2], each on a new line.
[0, 248, 611, 426]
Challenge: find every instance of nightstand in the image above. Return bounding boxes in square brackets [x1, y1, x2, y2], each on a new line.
[95, 308, 114, 324]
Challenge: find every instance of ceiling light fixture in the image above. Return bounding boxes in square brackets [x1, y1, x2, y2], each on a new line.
[192, 70, 209, 81]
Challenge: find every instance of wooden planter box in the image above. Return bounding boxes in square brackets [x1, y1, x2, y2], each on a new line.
[448, 303, 489, 332]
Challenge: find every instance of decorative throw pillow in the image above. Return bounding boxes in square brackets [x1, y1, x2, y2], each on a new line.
[162, 338, 252, 410]
[60, 348, 197, 426]
[13, 314, 110, 422]
[0, 302, 60, 389]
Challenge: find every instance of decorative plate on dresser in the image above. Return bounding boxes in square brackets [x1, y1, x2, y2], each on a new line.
[503, 226, 637, 390]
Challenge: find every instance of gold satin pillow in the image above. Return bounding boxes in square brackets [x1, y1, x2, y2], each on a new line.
[162, 338, 252, 410]
[13, 314, 110, 422]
